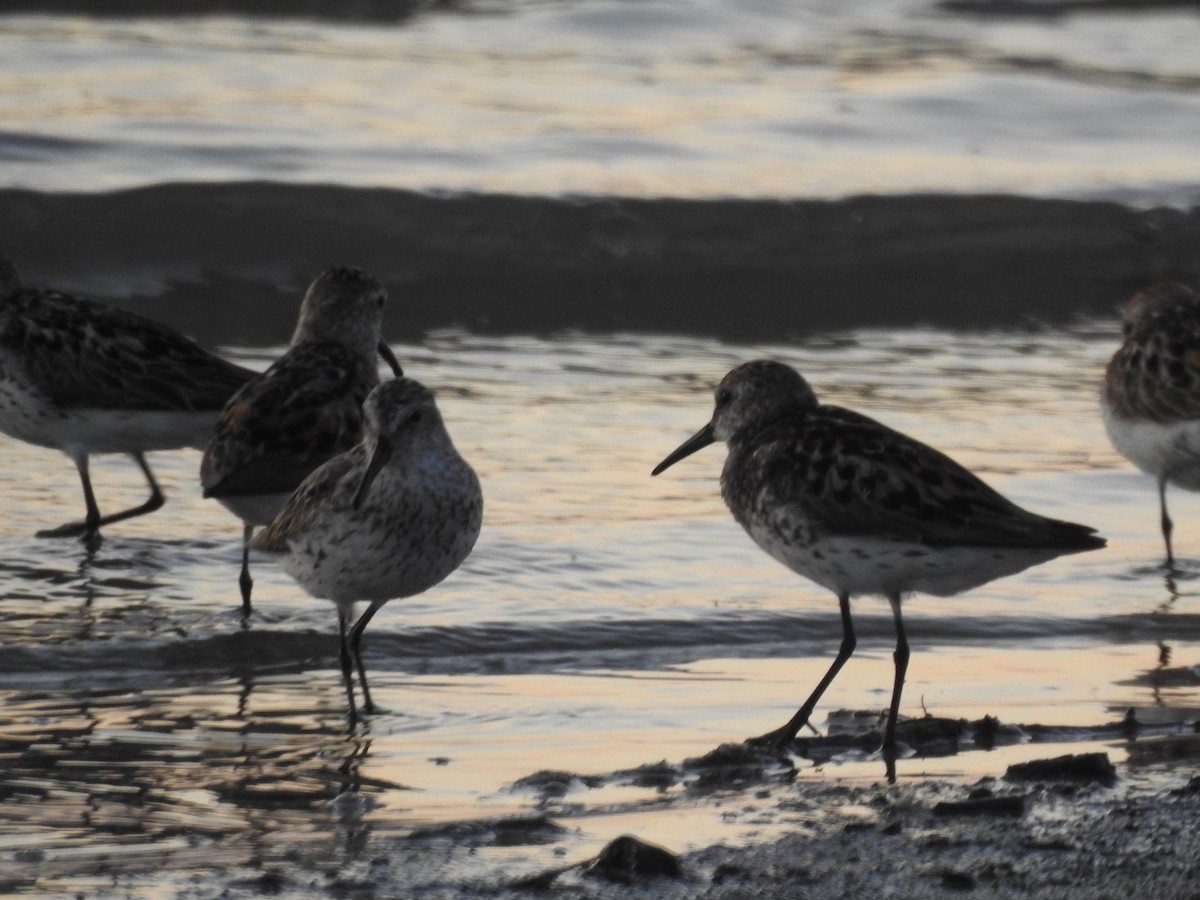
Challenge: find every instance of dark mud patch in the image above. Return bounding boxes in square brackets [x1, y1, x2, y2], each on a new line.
[933, 791, 1028, 817]
[1006, 751, 1119, 785]
[502, 710, 1200, 805]
[405, 814, 569, 848]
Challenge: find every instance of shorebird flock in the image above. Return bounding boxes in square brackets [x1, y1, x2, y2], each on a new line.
[0, 256, 475, 722]
[0, 250, 1192, 777]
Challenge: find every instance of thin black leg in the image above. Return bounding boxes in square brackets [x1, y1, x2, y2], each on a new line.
[37, 451, 164, 539]
[37, 453, 100, 538]
[882, 593, 910, 784]
[748, 592, 856, 749]
[95, 452, 164, 528]
[1159, 478, 1175, 567]
[348, 601, 384, 715]
[338, 607, 358, 723]
[239, 524, 254, 617]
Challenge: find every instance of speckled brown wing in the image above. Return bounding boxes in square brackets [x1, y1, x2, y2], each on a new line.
[725, 406, 1102, 551]
[252, 445, 366, 553]
[1104, 288, 1200, 424]
[201, 342, 378, 498]
[0, 288, 253, 411]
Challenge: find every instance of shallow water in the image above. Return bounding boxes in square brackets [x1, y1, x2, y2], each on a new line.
[4, 0, 1199, 893]
[3, 0, 1200, 202]
[1, 325, 1199, 894]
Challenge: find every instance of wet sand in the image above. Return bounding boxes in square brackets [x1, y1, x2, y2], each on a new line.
[458, 714, 1200, 899]
[393, 735, 1200, 899]
[18, 714, 1195, 896]
[624, 766, 1200, 899]
[144, 732, 1198, 899]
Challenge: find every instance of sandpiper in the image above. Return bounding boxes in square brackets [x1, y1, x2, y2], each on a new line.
[653, 359, 1105, 781]
[1101, 282, 1200, 567]
[200, 266, 401, 616]
[254, 377, 482, 720]
[0, 254, 255, 541]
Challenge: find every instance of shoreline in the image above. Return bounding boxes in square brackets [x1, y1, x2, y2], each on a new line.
[409, 738, 1200, 899]
[8, 719, 1199, 896]
[485, 723, 1200, 898]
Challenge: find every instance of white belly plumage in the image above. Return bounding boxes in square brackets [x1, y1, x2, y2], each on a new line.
[1101, 397, 1200, 491]
[0, 366, 217, 456]
[746, 522, 1066, 598]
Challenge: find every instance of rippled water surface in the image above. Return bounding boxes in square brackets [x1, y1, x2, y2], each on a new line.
[3, 0, 1200, 201]
[4, 0, 1199, 893]
[2, 326, 1199, 894]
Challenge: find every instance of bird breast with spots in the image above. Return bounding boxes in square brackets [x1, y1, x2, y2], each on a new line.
[280, 450, 482, 604]
[1104, 329, 1200, 424]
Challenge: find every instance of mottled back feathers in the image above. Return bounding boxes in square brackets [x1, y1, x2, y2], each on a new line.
[1103, 282, 1200, 424]
[200, 266, 394, 502]
[200, 343, 379, 498]
[680, 360, 1103, 554]
[0, 288, 254, 412]
[726, 402, 1100, 551]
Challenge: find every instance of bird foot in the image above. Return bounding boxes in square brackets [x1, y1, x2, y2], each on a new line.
[744, 727, 796, 754]
[36, 521, 97, 540]
[345, 702, 386, 730]
[360, 700, 388, 717]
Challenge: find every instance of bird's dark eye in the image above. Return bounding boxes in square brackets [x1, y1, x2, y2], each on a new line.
[716, 388, 732, 407]
[411, 411, 423, 423]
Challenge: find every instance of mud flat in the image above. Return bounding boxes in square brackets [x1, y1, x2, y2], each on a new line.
[483, 727, 1200, 899]
[640, 767, 1200, 899]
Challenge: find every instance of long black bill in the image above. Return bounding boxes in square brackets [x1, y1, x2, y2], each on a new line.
[352, 439, 393, 509]
[651, 422, 716, 476]
[378, 340, 403, 377]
